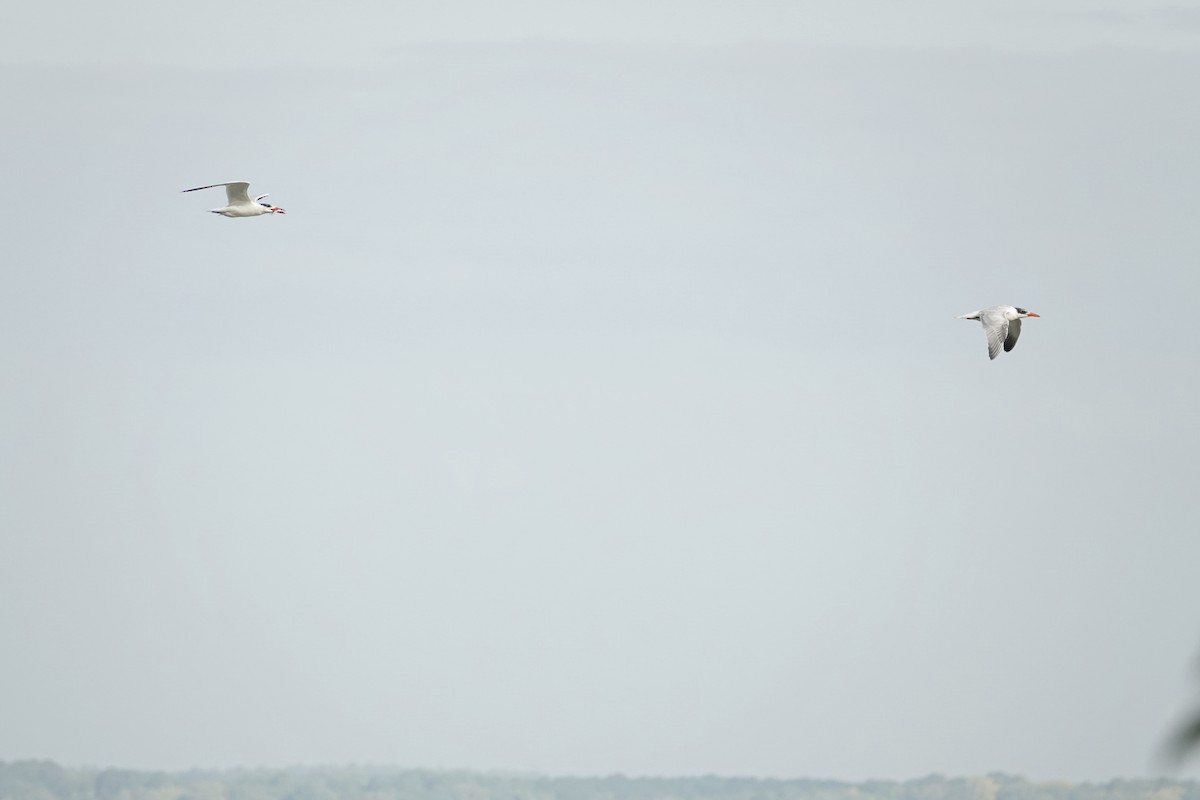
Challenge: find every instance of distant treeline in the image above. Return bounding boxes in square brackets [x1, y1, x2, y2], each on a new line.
[2, 762, 1199, 800]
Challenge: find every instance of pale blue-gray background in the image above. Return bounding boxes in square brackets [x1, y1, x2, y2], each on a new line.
[3, 0, 1200, 783]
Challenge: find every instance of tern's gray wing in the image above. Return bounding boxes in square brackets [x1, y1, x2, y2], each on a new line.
[222, 182, 252, 205]
[980, 309, 1009, 360]
[1004, 317, 1022, 353]
[180, 181, 252, 206]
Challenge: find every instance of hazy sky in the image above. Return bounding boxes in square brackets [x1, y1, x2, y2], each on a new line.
[4, 0, 1200, 784]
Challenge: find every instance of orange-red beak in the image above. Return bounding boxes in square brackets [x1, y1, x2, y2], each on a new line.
[272, 207, 286, 214]
[1026, 311, 1039, 317]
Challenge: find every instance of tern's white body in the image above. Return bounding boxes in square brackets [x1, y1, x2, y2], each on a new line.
[958, 305, 1040, 360]
[181, 181, 285, 217]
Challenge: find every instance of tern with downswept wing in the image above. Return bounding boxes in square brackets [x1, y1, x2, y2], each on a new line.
[958, 305, 1040, 360]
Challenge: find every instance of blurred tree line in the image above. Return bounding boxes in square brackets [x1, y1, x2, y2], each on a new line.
[2, 763, 1199, 800]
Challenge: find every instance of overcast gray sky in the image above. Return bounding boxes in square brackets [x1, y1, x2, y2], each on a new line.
[4, 0, 1200, 784]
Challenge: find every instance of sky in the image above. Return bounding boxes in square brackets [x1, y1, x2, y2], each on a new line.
[3, 0, 1200, 784]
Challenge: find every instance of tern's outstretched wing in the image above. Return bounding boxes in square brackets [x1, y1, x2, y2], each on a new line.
[180, 181, 253, 206]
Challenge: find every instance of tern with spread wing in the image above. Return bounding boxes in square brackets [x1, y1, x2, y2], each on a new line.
[181, 181, 285, 217]
[958, 305, 1040, 360]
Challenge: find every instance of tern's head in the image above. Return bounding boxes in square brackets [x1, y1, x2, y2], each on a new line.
[257, 195, 285, 214]
[1015, 307, 1039, 318]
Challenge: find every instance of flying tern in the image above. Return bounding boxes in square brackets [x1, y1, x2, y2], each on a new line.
[181, 181, 285, 217]
[958, 305, 1040, 360]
